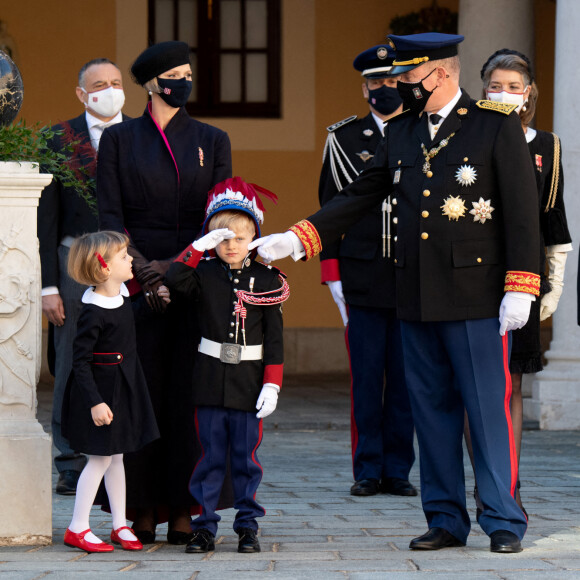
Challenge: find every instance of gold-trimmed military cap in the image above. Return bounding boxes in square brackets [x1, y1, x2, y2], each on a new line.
[387, 33, 464, 75]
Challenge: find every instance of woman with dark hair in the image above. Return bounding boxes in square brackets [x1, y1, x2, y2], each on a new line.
[469, 49, 572, 514]
[97, 41, 233, 544]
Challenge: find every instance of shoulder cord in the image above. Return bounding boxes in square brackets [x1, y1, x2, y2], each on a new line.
[234, 274, 290, 346]
[324, 133, 359, 192]
[544, 132, 561, 213]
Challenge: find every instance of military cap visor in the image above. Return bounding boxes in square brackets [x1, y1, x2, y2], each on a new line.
[387, 32, 464, 75]
[353, 44, 399, 78]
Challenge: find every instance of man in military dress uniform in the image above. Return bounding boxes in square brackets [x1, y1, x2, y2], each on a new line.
[319, 45, 416, 498]
[251, 33, 540, 554]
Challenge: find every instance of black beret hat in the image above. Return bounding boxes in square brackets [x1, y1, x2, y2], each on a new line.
[131, 41, 190, 85]
[353, 45, 397, 79]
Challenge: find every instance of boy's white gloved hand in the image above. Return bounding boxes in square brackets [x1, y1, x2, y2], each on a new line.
[192, 228, 235, 252]
[256, 383, 280, 419]
[540, 250, 567, 321]
[248, 231, 304, 263]
[498, 291, 534, 336]
[327, 280, 348, 326]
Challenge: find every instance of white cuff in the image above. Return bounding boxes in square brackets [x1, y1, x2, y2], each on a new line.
[41, 286, 60, 297]
[546, 243, 573, 256]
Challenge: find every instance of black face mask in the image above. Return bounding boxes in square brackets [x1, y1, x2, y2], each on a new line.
[156, 77, 192, 108]
[396, 68, 437, 114]
[367, 85, 403, 116]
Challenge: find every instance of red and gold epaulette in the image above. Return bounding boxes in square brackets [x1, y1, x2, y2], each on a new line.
[504, 271, 540, 296]
[288, 219, 322, 261]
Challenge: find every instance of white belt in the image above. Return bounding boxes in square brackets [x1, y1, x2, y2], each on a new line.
[199, 337, 263, 363]
[60, 235, 76, 248]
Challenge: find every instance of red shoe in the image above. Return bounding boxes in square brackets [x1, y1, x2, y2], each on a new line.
[64, 528, 114, 552]
[111, 526, 143, 551]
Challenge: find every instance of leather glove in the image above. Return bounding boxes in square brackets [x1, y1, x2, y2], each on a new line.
[192, 228, 235, 252]
[127, 242, 167, 313]
[256, 383, 280, 419]
[327, 281, 348, 326]
[498, 291, 534, 336]
[248, 231, 303, 263]
[540, 250, 567, 321]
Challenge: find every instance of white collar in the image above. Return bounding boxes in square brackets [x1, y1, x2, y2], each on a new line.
[430, 88, 463, 122]
[82, 283, 129, 309]
[372, 112, 386, 136]
[525, 127, 537, 143]
[85, 110, 123, 130]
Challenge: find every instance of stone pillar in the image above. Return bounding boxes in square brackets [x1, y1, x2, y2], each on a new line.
[458, 0, 534, 98]
[526, 0, 580, 430]
[0, 162, 53, 545]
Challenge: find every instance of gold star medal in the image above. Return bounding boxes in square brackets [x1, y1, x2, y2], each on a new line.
[470, 197, 494, 224]
[441, 195, 467, 221]
[455, 164, 477, 186]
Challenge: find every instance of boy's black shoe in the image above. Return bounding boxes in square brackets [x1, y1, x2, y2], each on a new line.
[185, 529, 215, 553]
[237, 528, 261, 553]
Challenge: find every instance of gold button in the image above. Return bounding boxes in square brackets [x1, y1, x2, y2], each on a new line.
[464, 157, 468, 162]
[421, 232, 429, 240]
[422, 211, 429, 218]
[426, 170, 433, 178]
[392, 198, 397, 205]
[398, 160, 401, 165]
[477, 257, 482, 263]
[394, 258, 398, 264]
[423, 190, 430, 197]
[117, 355, 121, 359]
[393, 217, 398, 224]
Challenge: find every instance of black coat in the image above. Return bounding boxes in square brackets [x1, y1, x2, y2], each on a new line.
[318, 113, 396, 308]
[166, 255, 285, 413]
[307, 90, 540, 322]
[97, 106, 232, 259]
[62, 289, 159, 456]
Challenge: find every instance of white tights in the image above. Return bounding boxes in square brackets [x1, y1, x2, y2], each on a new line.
[68, 454, 136, 543]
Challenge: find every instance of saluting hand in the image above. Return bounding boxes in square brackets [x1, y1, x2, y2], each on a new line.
[193, 228, 235, 252]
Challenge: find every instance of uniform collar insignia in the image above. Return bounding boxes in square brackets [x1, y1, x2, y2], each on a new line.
[356, 150, 374, 162]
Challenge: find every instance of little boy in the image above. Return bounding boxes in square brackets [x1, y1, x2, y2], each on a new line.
[166, 177, 289, 554]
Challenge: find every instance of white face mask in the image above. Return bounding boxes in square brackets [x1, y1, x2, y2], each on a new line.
[486, 87, 528, 113]
[83, 86, 125, 118]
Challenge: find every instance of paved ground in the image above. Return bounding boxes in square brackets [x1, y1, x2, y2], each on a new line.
[1, 375, 579, 579]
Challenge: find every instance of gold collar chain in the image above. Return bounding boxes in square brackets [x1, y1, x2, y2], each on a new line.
[421, 132, 456, 174]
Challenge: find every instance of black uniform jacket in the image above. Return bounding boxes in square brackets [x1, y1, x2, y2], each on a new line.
[319, 113, 395, 308]
[97, 106, 232, 260]
[38, 113, 126, 288]
[166, 252, 285, 413]
[307, 90, 540, 322]
[62, 288, 159, 455]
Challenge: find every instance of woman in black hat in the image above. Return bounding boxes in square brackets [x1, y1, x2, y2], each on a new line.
[97, 40, 233, 544]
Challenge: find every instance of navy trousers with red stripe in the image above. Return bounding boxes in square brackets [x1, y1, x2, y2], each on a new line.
[347, 306, 415, 482]
[400, 318, 528, 543]
[189, 406, 265, 536]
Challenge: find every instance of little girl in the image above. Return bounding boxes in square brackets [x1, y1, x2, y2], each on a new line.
[61, 231, 163, 553]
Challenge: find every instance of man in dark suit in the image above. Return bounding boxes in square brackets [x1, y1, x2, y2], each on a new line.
[319, 45, 416, 498]
[251, 33, 540, 554]
[39, 58, 127, 495]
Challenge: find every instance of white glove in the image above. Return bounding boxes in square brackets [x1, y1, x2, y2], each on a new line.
[540, 251, 567, 321]
[256, 383, 280, 419]
[192, 228, 235, 252]
[327, 281, 348, 326]
[498, 291, 534, 336]
[248, 231, 304, 263]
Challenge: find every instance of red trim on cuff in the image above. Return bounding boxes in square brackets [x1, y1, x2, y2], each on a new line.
[175, 245, 203, 269]
[264, 364, 283, 388]
[504, 271, 541, 296]
[320, 259, 340, 284]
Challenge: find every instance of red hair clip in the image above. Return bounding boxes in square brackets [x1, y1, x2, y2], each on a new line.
[94, 252, 108, 268]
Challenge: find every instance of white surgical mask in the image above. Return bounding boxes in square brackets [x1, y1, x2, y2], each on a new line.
[82, 86, 125, 118]
[486, 87, 528, 113]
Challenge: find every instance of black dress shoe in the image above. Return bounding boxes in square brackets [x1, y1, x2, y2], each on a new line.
[237, 528, 261, 553]
[185, 529, 215, 553]
[133, 530, 156, 544]
[381, 477, 418, 496]
[167, 530, 194, 545]
[490, 530, 522, 553]
[56, 470, 81, 495]
[350, 479, 380, 496]
[410, 528, 465, 550]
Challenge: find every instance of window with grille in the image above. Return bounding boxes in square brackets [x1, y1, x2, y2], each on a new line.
[149, 0, 281, 118]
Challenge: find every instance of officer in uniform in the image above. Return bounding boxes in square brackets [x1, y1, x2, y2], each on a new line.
[319, 45, 416, 498]
[251, 33, 540, 554]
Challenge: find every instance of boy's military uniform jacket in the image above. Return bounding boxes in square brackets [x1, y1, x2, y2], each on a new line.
[305, 90, 540, 322]
[166, 250, 285, 413]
